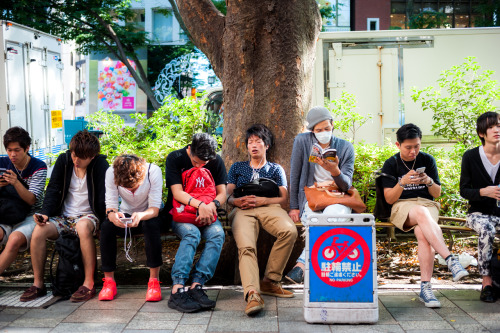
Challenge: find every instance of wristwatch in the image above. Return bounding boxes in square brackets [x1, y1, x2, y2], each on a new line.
[426, 178, 434, 187]
[398, 177, 405, 188]
[106, 209, 115, 216]
[212, 199, 221, 209]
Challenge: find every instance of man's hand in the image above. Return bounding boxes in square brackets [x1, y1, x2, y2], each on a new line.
[33, 213, 48, 226]
[130, 211, 145, 228]
[317, 157, 341, 177]
[109, 211, 126, 228]
[480, 185, 500, 200]
[242, 195, 267, 208]
[399, 170, 426, 186]
[289, 209, 300, 223]
[196, 202, 216, 226]
[1, 170, 19, 186]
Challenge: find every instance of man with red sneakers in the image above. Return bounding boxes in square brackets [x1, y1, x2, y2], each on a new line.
[99, 154, 164, 302]
[20, 130, 108, 302]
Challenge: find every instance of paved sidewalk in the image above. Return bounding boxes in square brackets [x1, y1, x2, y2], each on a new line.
[0, 284, 498, 333]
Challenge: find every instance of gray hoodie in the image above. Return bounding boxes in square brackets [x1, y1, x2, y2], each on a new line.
[289, 132, 355, 216]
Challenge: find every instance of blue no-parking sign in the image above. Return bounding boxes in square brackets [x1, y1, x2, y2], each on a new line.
[309, 225, 373, 303]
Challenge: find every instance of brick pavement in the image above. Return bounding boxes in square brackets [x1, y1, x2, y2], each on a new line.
[0, 284, 498, 333]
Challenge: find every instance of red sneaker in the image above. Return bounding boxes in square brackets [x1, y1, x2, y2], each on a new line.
[98, 278, 117, 301]
[146, 278, 162, 302]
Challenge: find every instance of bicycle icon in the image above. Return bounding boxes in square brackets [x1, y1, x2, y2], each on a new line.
[322, 237, 360, 261]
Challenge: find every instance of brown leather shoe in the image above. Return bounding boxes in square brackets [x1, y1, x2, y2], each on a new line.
[245, 291, 264, 316]
[260, 279, 294, 298]
[70, 285, 96, 302]
[20, 285, 47, 302]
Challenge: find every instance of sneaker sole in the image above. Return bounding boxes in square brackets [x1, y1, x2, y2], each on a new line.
[453, 270, 469, 282]
[260, 290, 294, 298]
[167, 302, 202, 313]
[98, 294, 116, 301]
[419, 297, 441, 308]
[146, 296, 162, 302]
[245, 304, 264, 316]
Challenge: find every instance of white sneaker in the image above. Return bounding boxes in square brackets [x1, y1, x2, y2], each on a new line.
[419, 282, 441, 308]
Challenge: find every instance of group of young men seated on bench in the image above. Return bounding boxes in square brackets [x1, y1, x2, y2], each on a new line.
[0, 107, 498, 316]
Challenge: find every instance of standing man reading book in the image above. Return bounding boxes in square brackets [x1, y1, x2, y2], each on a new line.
[285, 106, 355, 284]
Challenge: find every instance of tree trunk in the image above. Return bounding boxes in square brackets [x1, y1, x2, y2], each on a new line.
[175, 0, 322, 173]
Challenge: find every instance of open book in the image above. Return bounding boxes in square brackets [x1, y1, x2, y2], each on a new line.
[308, 143, 337, 163]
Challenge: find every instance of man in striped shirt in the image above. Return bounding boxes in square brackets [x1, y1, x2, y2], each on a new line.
[0, 127, 47, 275]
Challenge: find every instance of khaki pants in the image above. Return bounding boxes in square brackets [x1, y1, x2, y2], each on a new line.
[230, 204, 298, 299]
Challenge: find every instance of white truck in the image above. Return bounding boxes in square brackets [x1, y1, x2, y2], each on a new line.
[0, 21, 68, 163]
[312, 27, 500, 145]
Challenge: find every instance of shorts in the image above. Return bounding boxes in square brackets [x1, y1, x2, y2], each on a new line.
[390, 197, 440, 232]
[48, 214, 98, 236]
[0, 216, 36, 252]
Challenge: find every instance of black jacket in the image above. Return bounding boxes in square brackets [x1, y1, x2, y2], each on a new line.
[41, 151, 109, 222]
[460, 146, 500, 216]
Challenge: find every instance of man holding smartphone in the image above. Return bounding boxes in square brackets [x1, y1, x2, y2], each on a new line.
[380, 123, 468, 308]
[0, 127, 47, 276]
[20, 130, 108, 303]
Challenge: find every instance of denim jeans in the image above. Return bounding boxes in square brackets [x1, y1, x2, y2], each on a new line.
[171, 219, 225, 286]
[296, 203, 351, 265]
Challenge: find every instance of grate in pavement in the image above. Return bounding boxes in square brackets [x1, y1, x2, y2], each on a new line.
[0, 289, 56, 308]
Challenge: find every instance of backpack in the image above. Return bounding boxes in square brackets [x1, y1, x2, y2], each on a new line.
[50, 231, 84, 298]
[170, 167, 217, 227]
[373, 156, 398, 221]
[233, 177, 280, 198]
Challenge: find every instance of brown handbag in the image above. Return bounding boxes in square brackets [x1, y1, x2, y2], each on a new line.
[304, 181, 366, 213]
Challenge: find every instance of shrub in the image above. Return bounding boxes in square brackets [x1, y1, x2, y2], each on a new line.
[352, 141, 469, 218]
[411, 56, 500, 147]
[87, 95, 218, 198]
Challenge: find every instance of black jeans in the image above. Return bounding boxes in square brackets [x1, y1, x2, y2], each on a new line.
[100, 215, 163, 272]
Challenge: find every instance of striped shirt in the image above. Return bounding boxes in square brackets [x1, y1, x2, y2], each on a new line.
[0, 155, 47, 213]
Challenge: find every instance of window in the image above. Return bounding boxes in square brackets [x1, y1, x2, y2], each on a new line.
[367, 18, 380, 30]
[130, 9, 145, 31]
[391, 0, 482, 29]
[152, 8, 174, 43]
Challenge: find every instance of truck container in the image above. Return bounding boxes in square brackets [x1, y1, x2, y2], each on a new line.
[312, 27, 500, 145]
[0, 21, 67, 163]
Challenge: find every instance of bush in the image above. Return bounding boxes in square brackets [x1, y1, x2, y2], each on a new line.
[352, 141, 469, 218]
[412, 56, 500, 147]
[87, 95, 219, 198]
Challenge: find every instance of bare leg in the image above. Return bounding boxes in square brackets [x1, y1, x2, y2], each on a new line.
[30, 223, 59, 288]
[414, 225, 435, 281]
[482, 275, 492, 288]
[150, 266, 160, 280]
[406, 206, 451, 259]
[0, 232, 27, 275]
[75, 219, 96, 289]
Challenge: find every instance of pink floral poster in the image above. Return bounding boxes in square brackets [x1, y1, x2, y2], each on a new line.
[97, 57, 137, 111]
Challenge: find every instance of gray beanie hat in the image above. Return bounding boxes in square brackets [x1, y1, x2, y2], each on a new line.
[306, 106, 333, 130]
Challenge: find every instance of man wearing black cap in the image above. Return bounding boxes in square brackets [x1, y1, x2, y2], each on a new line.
[285, 106, 355, 284]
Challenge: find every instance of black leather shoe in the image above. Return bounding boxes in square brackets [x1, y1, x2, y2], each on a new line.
[480, 285, 497, 303]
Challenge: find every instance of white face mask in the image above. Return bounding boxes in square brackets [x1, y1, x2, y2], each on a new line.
[315, 131, 332, 144]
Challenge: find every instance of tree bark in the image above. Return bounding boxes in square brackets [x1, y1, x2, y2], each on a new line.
[175, 0, 322, 173]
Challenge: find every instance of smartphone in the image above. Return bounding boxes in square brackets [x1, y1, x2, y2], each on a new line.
[35, 213, 45, 223]
[0, 168, 7, 177]
[120, 217, 133, 224]
[415, 167, 426, 174]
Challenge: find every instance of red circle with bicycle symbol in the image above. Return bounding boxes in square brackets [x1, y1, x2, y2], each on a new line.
[311, 228, 371, 288]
